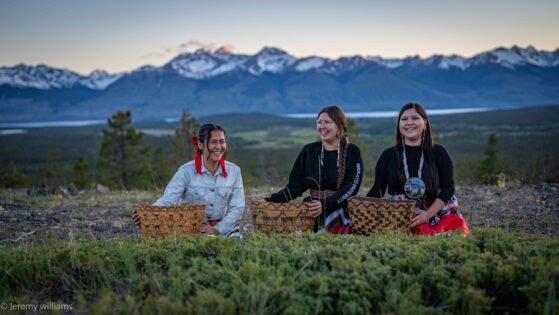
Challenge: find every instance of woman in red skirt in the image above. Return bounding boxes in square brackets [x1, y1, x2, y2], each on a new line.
[367, 102, 470, 235]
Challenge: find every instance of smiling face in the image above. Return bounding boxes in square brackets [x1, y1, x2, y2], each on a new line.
[316, 112, 340, 144]
[198, 130, 226, 164]
[399, 108, 427, 144]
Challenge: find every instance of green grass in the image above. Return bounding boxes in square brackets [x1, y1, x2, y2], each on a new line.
[0, 189, 159, 210]
[1, 229, 558, 314]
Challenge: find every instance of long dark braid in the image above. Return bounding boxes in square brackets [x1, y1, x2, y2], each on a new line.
[394, 102, 438, 202]
[317, 105, 349, 189]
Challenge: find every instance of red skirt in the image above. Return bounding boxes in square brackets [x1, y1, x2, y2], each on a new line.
[411, 213, 470, 236]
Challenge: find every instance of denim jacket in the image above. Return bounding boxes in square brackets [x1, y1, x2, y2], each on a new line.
[153, 159, 245, 235]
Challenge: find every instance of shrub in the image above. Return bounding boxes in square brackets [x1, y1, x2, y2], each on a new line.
[0, 229, 557, 314]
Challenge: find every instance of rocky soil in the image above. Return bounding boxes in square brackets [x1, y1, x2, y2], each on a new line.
[1, 184, 558, 244]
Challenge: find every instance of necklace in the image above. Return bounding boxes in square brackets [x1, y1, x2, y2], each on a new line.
[320, 142, 339, 167]
[402, 144, 426, 199]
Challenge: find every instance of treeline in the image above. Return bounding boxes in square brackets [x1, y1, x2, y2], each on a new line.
[0, 110, 371, 191]
[0, 110, 199, 191]
[1, 110, 558, 190]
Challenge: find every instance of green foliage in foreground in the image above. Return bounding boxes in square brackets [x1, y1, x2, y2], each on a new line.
[1, 229, 558, 314]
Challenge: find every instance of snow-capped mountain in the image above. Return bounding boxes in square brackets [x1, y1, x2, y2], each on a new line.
[368, 56, 404, 69]
[0, 64, 82, 89]
[79, 70, 124, 89]
[294, 57, 327, 72]
[424, 55, 468, 70]
[369, 46, 559, 71]
[169, 47, 249, 79]
[133, 65, 161, 73]
[1, 46, 558, 91]
[0, 64, 123, 90]
[470, 45, 559, 69]
[0, 45, 558, 122]
[320, 56, 369, 74]
[247, 47, 296, 75]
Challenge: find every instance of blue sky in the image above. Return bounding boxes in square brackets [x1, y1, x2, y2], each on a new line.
[1, 0, 558, 74]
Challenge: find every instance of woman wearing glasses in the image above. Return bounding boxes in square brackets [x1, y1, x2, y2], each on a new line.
[367, 102, 469, 235]
[265, 105, 363, 234]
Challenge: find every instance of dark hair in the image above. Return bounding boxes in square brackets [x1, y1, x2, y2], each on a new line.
[395, 102, 438, 201]
[198, 123, 226, 154]
[317, 105, 349, 189]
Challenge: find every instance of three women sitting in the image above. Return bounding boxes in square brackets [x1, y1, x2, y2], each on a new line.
[147, 103, 469, 236]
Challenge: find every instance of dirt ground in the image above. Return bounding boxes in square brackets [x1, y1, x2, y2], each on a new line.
[1, 183, 558, 244]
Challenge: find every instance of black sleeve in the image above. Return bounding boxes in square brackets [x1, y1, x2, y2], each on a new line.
[435, 144, 455, 203]
[323, 144, 363, 213]
[265, 146, 308, 202]
[367, 148, 391, 198]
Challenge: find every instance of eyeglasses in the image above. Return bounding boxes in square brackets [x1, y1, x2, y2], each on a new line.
[316, 120, 334, 126]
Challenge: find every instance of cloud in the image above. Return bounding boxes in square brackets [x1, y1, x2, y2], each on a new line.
[219, 44, 235, 53]
[177, 40, 216, 54]
[142, 40, 235, 59]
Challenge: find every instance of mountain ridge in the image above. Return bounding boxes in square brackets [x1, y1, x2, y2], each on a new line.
[0, 45, 558, 122]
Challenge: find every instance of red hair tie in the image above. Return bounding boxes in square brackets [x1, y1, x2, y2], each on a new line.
[220, 157, 228, 178]
[194, 151, 203, 175]
[193, 139, 227, 177]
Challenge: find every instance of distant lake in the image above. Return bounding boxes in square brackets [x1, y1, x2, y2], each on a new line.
[0, 129, 26, 136]
[0, 119, 106, 128]
[283, 107, 494, 119]
[0, 107, 495, 129]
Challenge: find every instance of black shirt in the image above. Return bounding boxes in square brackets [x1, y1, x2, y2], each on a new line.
[266, 141, 363, 215]
[366, 144, 455, 204]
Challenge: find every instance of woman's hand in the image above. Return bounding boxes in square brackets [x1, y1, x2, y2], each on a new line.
[200, 221, 219, 235]
[132, 209, 141, 228]
[411, 210, 431, 227]
[412, 198, 444, 227]
[304, 200, 323, 217]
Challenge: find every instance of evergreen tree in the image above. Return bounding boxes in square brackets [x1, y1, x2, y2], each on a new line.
[138, 145, 171, 190]
[42, 145, 66, 188]
[0, 161, 27, 188]
[347, 118, 366, 150]
[96, 110, 146, 189]
[150, 146, 171, 189]
[72, 155, 94, 189]
[168, 110, 200, 170]
[477, 133, 499, 184]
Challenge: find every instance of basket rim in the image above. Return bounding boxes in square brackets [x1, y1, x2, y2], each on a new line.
[134, 204, 207, 211]
[251, 200, 309, 205]
[250, 200, 311, 211]
[348, 196, 416, 204]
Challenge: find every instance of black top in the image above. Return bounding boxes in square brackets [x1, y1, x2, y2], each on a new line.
[266, 142, 363, 215]
[366, 144, 455, 204]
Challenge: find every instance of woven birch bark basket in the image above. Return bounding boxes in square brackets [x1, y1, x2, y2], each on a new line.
[348, 197, 415, 235]
[134, 204, 206, 239]
[251, 201, 315, 234]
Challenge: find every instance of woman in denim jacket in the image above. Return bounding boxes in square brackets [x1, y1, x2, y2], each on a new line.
[135, 123, 244, 238]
